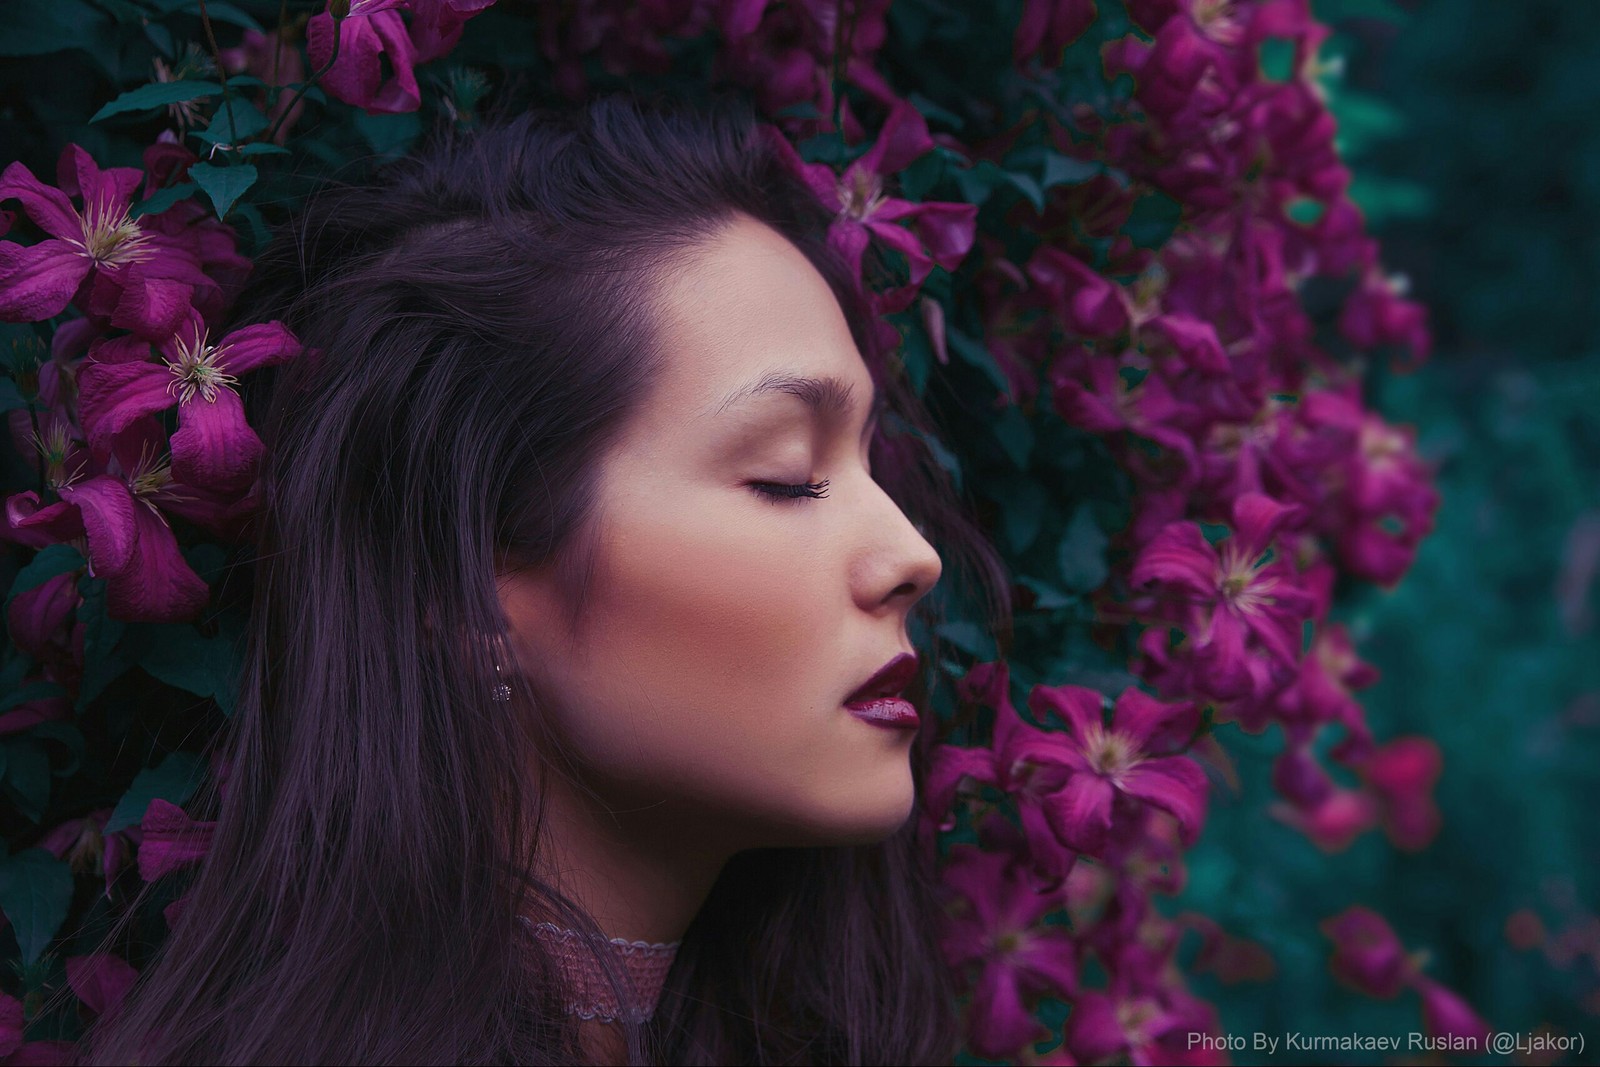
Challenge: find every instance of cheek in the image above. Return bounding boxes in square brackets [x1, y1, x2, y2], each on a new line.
[532, 501, 913, 842]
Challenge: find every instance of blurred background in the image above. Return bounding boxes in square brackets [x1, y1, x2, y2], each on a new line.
[1178, 0, 1600, 1060]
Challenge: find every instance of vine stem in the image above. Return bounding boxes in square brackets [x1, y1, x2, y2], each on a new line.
[263, 14, 343, 147]
[196, 0, 237, 149]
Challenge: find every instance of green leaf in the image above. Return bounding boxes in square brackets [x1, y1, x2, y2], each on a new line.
[137, 621, 241, 714]
[105, 751, 205, 833]
[189, 162, 258, 220]
[0, 0, 108, 57]
[1058, 506, 1110, 592]
[945, 326, 1013, 398]
[0, 849, 74, 964]
[352, 110, 422, 159]
[90, 80, 223, 122]
[0, 378, 25, 413]
[1, 738, 51, 823]
[1041, 152, 1101, 190]
[935, 620, 995, 659]
[194, 99, 268, 145]
[0, 680, 68, 716]
[234, 142, 290, 157]
[992, 406, 1035, 469]
[130, 180, 200, 220]
[186, 1, 264, 32]
[75, 574, 132, 712]
[1120, 190, 1184, 249]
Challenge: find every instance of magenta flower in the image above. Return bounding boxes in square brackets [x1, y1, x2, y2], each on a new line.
[77, 308, 299, 493]
[1025, 683, 1209, 856]
[138, 798, 216, 881]
[0, 145, 210, 337]
[927, 661, 1080, 885]
[1321, 905, 1413, 998]
[307, 0, 421, 114]
[9, 416, 212, 623]
[40, 807, 142, 897]
[1416, 978, 1492, 1045]
[0, 993, 19, 1059]
[65, 951, 139, 1020]
[1131, 491, 1319, 701]
[937, 841, 1079, 1060]
[409, 0, 497, 63]
[1026, 246, 1130, 337]
[1357, 736, 1442, 851]
[1013, 0, 1096, 71]
[762, 99, 977, 299]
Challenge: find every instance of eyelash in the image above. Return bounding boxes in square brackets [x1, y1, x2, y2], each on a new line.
[749, 479, 831, 505]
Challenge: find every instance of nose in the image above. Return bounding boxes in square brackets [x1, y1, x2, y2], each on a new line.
[859, 484, 944, 612]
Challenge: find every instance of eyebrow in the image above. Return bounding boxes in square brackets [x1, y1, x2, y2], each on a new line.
[709, 371, 884, 432]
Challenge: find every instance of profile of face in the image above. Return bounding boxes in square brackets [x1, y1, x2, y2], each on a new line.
[499, 213, 943, 865]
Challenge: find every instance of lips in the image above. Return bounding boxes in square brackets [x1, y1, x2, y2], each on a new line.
[844, 652, 920, 705]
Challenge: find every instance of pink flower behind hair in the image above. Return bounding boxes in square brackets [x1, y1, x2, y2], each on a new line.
[307, 0, 421, 114]
[137, 798, 216, 881]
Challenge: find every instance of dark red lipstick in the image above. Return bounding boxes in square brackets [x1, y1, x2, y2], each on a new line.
[843, 652, 920, 729]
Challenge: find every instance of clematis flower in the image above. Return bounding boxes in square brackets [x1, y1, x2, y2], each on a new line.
[65, 952, 139, 1021]
[14, 416, 214, 623]
[0, 145, 211, 337]
[76, 308, 299, 494]
[1025, 682, 1209, 856]
[1321, 905, 1412, 998]
[307, 0, 422, 114]
[761, 99, 977, 303]
[937, 839, 1080, 1060]
[1026, 246, 1130, 337]
[39, 807, 142, 898]
[1131, 491, 1319, 701]
[1357, 736, 1442, 851]
[926, 661, 1080, 885]
[409, 0, 497, 63]
[1013, 0, 1096, 71]
[138, 798, 216, 881]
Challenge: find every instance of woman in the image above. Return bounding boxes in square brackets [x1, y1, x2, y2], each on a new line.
[77, 89, 1012, 1065]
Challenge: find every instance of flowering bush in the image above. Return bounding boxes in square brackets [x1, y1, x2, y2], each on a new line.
[0, 0, 1475, 1060]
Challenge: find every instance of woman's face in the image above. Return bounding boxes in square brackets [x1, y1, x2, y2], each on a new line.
[499, 214, 943, 859]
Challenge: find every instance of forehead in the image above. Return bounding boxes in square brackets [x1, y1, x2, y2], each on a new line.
[641, 214, 869, 425]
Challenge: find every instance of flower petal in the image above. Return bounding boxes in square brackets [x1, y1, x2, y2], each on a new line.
[0, 239, 89, 322]
[104, 499, 211, 622]
[1111, 687, 1199, 752]
[213, 320, 300, 375]
[170, 385, 263, 494]
[76, 358, 177, 462]
[0, 161, 82, 240]
[1130, 521, 1217, 597]
[1119, 756, 1209, 845]
[56, 475, 137, 577]
[1044, 771, 1115, 854]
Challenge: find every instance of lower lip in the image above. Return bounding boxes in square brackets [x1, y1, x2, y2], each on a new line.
[844, 697, 920, 729]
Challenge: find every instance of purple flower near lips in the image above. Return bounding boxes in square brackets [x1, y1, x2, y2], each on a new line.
[0, 145, 211, 338]
[1024, 683, 1209, 858]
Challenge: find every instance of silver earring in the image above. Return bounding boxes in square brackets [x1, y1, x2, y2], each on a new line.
[491, 662, 512, 702]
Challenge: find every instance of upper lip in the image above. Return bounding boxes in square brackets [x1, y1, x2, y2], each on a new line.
[844, 652, 920, 704]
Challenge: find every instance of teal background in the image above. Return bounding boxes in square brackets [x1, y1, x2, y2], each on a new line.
[1174, 2, 1600, 1062]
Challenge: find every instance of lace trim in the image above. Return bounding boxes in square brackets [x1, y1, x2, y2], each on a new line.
[518, 915, 681, 1024]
